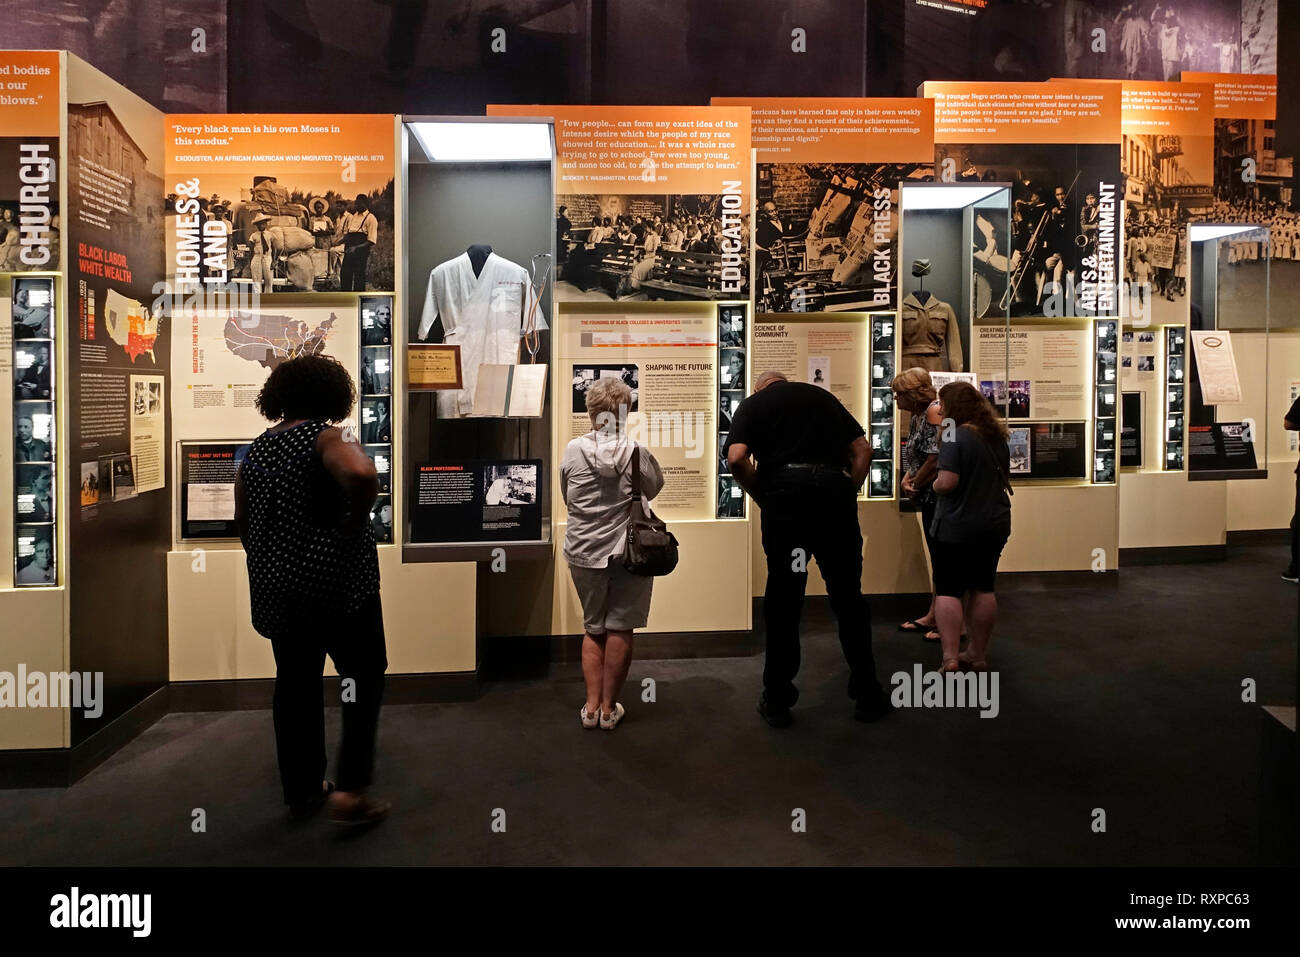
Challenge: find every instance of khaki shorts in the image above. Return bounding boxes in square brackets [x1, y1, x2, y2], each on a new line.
[568, 560, 654, 634]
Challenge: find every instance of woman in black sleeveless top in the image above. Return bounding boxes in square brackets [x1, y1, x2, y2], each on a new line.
[236, 355, 389, 825]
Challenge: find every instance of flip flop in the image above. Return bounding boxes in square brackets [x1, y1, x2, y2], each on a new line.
[899, 619, 932, 634]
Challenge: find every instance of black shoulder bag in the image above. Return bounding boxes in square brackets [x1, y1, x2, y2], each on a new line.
[622, 446, 679, 577]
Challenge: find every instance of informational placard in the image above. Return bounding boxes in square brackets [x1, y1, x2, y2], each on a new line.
[1188, 422, 1259, 474]
[488, 104, 751, 304]
[410, 460, 543, 544]
[171, 302, 358, 441]
[971, 323, 1091, 421]
[0, 50, 60, 274]
[558, 311, 716, 521]
[712, 97, 935, 312]
[1006, 422, 1088, 479]
[1190, 330, 1242, 405]
[164, 114, 396, 292]
[407, 344, 463, 391]
[750, 316, 868, 427]
[129, 374, 166, 493]
[923, 81, 1122, 319]
[179, 441, 250, 540]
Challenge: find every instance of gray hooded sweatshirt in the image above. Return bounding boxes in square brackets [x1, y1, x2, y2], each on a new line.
[560, 430, 665, 568]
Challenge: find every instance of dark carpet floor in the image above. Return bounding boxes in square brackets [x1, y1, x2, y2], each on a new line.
[0, 545, 1294, 866]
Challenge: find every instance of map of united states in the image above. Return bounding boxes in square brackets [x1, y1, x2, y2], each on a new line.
[224, 311, 338, 369]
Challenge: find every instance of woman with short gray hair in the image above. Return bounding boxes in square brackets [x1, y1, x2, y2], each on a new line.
[560, 375, 664, 731]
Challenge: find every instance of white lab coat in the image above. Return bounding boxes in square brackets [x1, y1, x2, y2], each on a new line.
[416, 252, 541, 418]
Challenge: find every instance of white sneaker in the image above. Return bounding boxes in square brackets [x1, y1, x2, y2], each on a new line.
[599, 702, 625, 730]
[580, 704, 599, 729]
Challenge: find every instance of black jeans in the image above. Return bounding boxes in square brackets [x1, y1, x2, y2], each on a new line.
[340, 244, 371, 291]
[1291, 471, 1299, 572]
[759, 487, 881, 710]
[269, 593, 388, 805]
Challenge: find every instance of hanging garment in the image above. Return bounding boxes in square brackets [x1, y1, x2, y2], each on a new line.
[900, 292, 963, 373]
[417, 252, 541, 418]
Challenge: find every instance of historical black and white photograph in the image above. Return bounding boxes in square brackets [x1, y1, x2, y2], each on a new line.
[484, 464, 538, 506]
[896, 0, 1264, 94]
[229, 0, 587, 114]
[719, 390, 742, 431]
[15, 463, 54, 522]
[106, 453, 138, 502]
[1, 131, 60, 273]
[869, 460, 893, 498]
[14, 524, 55, 586]
[132, 379, 163, 416]
[15, 403, 53, 462]
[571, 364, 639, 415]
[1121, 121, 1212, 325]
[757, 163, 932, 313]
[944, 143, 1122, 318]
[361, 347, 393, 396]
[370, 495, 393, 544]
[717, 475, 745, 518]
[719, 350, 745, 389]
[11, 277, 54, 337]
[871, 387, 894, 423]
[361, 297, 394, 345]
[718, 306, 745, 347]
[362, 397, 392, 444]
[14, 341, 52, 401]
[557, 194, 748, 302]
[365, 445, 392, 494]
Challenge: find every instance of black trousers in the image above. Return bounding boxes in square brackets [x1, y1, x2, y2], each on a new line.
[340, 244, 371, 291]
[759, 488, 881, 709]
[269, 593, 388, 805]
[1290, 471, 1300, 571]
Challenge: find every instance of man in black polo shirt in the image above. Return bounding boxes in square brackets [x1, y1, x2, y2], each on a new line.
[1284, 395, 1300, 582]
[724, 371, 889, 726]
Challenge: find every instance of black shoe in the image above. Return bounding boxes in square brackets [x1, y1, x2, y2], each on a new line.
[758, 692, 793, 728]
[854, 693, 893, 723]
[1283, 567, 1299, 583]
[288, 780, 335, 821]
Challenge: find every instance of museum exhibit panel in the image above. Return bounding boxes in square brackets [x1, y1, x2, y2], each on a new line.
[0, 38, 1293, 846]
[402, 116, 556, 558]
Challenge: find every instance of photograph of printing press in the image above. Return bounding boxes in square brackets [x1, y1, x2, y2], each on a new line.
[755, 162, 933, 313]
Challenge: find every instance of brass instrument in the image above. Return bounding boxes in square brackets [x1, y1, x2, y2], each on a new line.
[999, 171, 1082, 312]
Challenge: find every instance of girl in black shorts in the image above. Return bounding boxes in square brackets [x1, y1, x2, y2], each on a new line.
[929, 382, 1013, 673]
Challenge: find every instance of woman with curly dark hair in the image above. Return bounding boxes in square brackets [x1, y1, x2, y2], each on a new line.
[930, 382, 1013, 674]
[235, 354, 389, 826]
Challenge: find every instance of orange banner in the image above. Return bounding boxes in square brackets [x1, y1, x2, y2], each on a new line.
[922, 81, 1120, 144]
[487, 104, 750, 197]
[1180, 72, 1276, 120]
[164, 114, 397, 291]
[0, 50, 59, 137]
[710, 97, 932, 164]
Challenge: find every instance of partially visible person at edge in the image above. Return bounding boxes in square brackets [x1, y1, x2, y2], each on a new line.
[560, 376, 665, 732]
[235, 355, 390, 826]
[725, 370, 891, 727]
[892, 367, 947, 642]
[1284, 393, 1300, 583]
[930, 382, 1013, 674]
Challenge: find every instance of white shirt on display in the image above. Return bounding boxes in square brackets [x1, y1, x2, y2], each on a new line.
[416, 251, 544, 418]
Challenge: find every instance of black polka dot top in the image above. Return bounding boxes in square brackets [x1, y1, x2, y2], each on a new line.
[240, 420, 380, 639]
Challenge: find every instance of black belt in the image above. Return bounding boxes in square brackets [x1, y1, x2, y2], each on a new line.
[769, 463, 854, 491]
